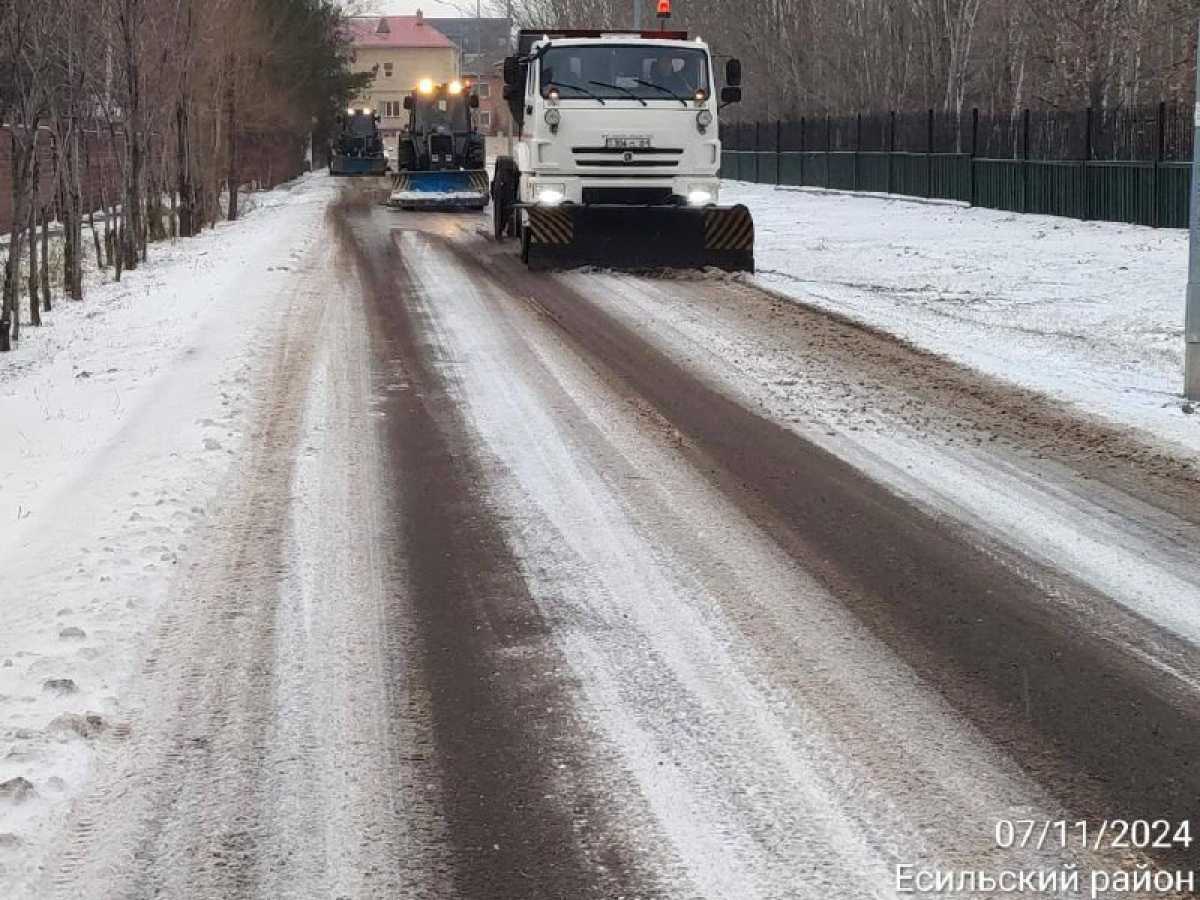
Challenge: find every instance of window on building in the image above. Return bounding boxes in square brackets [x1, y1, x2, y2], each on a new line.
[383, 100, 403, 118]
[384, 62, 393, 77]
[479, 110, 492, 130]
[476, 81, 490, 99]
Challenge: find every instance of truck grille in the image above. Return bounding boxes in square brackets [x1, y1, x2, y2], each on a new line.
[573, 147, 683, 168]
[582, 187, 676, 205]
[576, 159, 680, 168]
[571, 147, 684, 155]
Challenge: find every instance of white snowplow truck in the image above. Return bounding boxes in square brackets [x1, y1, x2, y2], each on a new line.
[492, 28, 754, 272]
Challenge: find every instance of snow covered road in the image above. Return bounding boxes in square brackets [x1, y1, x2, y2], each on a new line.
[3, 175, 1200, 898]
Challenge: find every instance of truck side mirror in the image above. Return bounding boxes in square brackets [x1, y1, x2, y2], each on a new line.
[725, 58, 742, 87]
[721, 86, 742, 105]
[502, 85, 516, 100]
[503, 56, 520, 86]
[403, 96, 413, 110]
[469, 93, 480, 109]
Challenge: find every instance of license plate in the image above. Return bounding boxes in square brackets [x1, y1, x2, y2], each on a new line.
[605, 135, 651, 149]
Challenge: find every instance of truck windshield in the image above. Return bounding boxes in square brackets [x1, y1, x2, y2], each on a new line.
[413, 96, 470, 132]
[539, 44, 709, 101]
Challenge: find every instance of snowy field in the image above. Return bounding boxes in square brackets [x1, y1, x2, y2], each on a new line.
[723, 181, 1200, 455]
[0, 174, 335, 890]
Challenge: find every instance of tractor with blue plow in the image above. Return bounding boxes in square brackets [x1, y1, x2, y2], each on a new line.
[389, 79, 490, 210]
[329, 108, 390, 177]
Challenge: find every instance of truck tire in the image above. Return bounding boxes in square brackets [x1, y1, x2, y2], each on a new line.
[493, 156, 518, 241]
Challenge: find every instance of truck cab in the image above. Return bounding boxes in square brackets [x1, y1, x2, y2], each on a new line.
[494, 28, 752, 271]
[503, 30, 741, 208]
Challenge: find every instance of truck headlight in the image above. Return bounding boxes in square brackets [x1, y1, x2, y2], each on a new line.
[687, 189, 714, 206]
[696, 109, 713, 131]
[535, 184, 566, 205]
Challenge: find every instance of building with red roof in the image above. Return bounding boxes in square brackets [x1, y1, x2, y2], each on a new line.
[346, 12, 460, 141]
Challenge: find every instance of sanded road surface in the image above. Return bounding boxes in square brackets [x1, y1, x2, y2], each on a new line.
[30, 181, 1200, 899]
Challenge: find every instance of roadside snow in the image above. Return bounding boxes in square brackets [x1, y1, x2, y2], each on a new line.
[722, 181, 1200, 454]
[0, 173, 335, 892]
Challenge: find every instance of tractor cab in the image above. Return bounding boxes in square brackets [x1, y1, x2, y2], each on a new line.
[399, 80, 485, 172]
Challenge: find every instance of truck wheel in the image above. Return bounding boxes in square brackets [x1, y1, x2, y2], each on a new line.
[493, 191, 510, 241]
[493, 156, 518, 241]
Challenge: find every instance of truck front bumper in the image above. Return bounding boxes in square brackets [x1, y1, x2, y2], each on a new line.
[521, 175, 721, 207]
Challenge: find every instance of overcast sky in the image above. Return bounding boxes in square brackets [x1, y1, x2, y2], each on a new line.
[367, 0, 474, 15]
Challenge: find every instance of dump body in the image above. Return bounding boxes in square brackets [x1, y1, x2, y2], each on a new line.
[330, 110, 389, 177]
[390, 83, 489, 210]
[492, 29, 752, 271]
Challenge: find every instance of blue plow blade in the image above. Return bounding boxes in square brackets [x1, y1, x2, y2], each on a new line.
[390, 170, 490, 209]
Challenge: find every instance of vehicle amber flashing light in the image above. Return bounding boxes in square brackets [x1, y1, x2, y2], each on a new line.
[448, 80, 464, 94]
[418, 78, 435, 94]
[657, 0, 671, 18]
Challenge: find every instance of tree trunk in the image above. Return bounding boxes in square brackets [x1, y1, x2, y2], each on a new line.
[3, 133, 30, 346]
[175, 0, 196, 238]
[66, 126, 84, 299]
[226, 55, 239, 222]
[176, 99, 195, 237]
[40, 204, 51, 312]
[120, 0, 147, 269]
[28, 152, 41, 328]
[90, 205, 105, 269]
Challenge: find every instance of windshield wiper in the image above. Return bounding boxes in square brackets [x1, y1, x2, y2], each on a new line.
[588, 80, 647, 106]
[545, 80, 606, 104]
[633, 78, 690, 107]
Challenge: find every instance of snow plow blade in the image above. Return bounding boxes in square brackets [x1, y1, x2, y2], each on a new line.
[329, 156, 389, 177]
[390, 170, 490, 210]
[523, 204, 754, 273]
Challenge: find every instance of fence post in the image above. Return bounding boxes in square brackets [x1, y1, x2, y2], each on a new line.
[1186, 18, 1200, 399]
[854, 112, 862, 191]
[1154, 101, 1165, 228]
[800, 116, 806, 186]
[825, 114, 832, 189]
[755, 121, 762, 184]
[926, 108, 934, 198]
[1082, 107, 1092, 221]
[970, 107, 979, 207]
[888, 110, 896, 195]
[776, 119, 783, 186]
[1022, 108, 1031, 213]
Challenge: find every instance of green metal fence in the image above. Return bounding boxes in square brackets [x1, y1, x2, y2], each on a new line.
[720, 106, 1194, 228]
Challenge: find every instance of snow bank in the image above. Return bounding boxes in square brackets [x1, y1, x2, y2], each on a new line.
[0, 173, 335, 893]
[723, 181, 1200, 454]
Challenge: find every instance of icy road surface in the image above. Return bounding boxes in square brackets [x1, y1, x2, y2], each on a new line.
[2, 175, 1200, 898]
